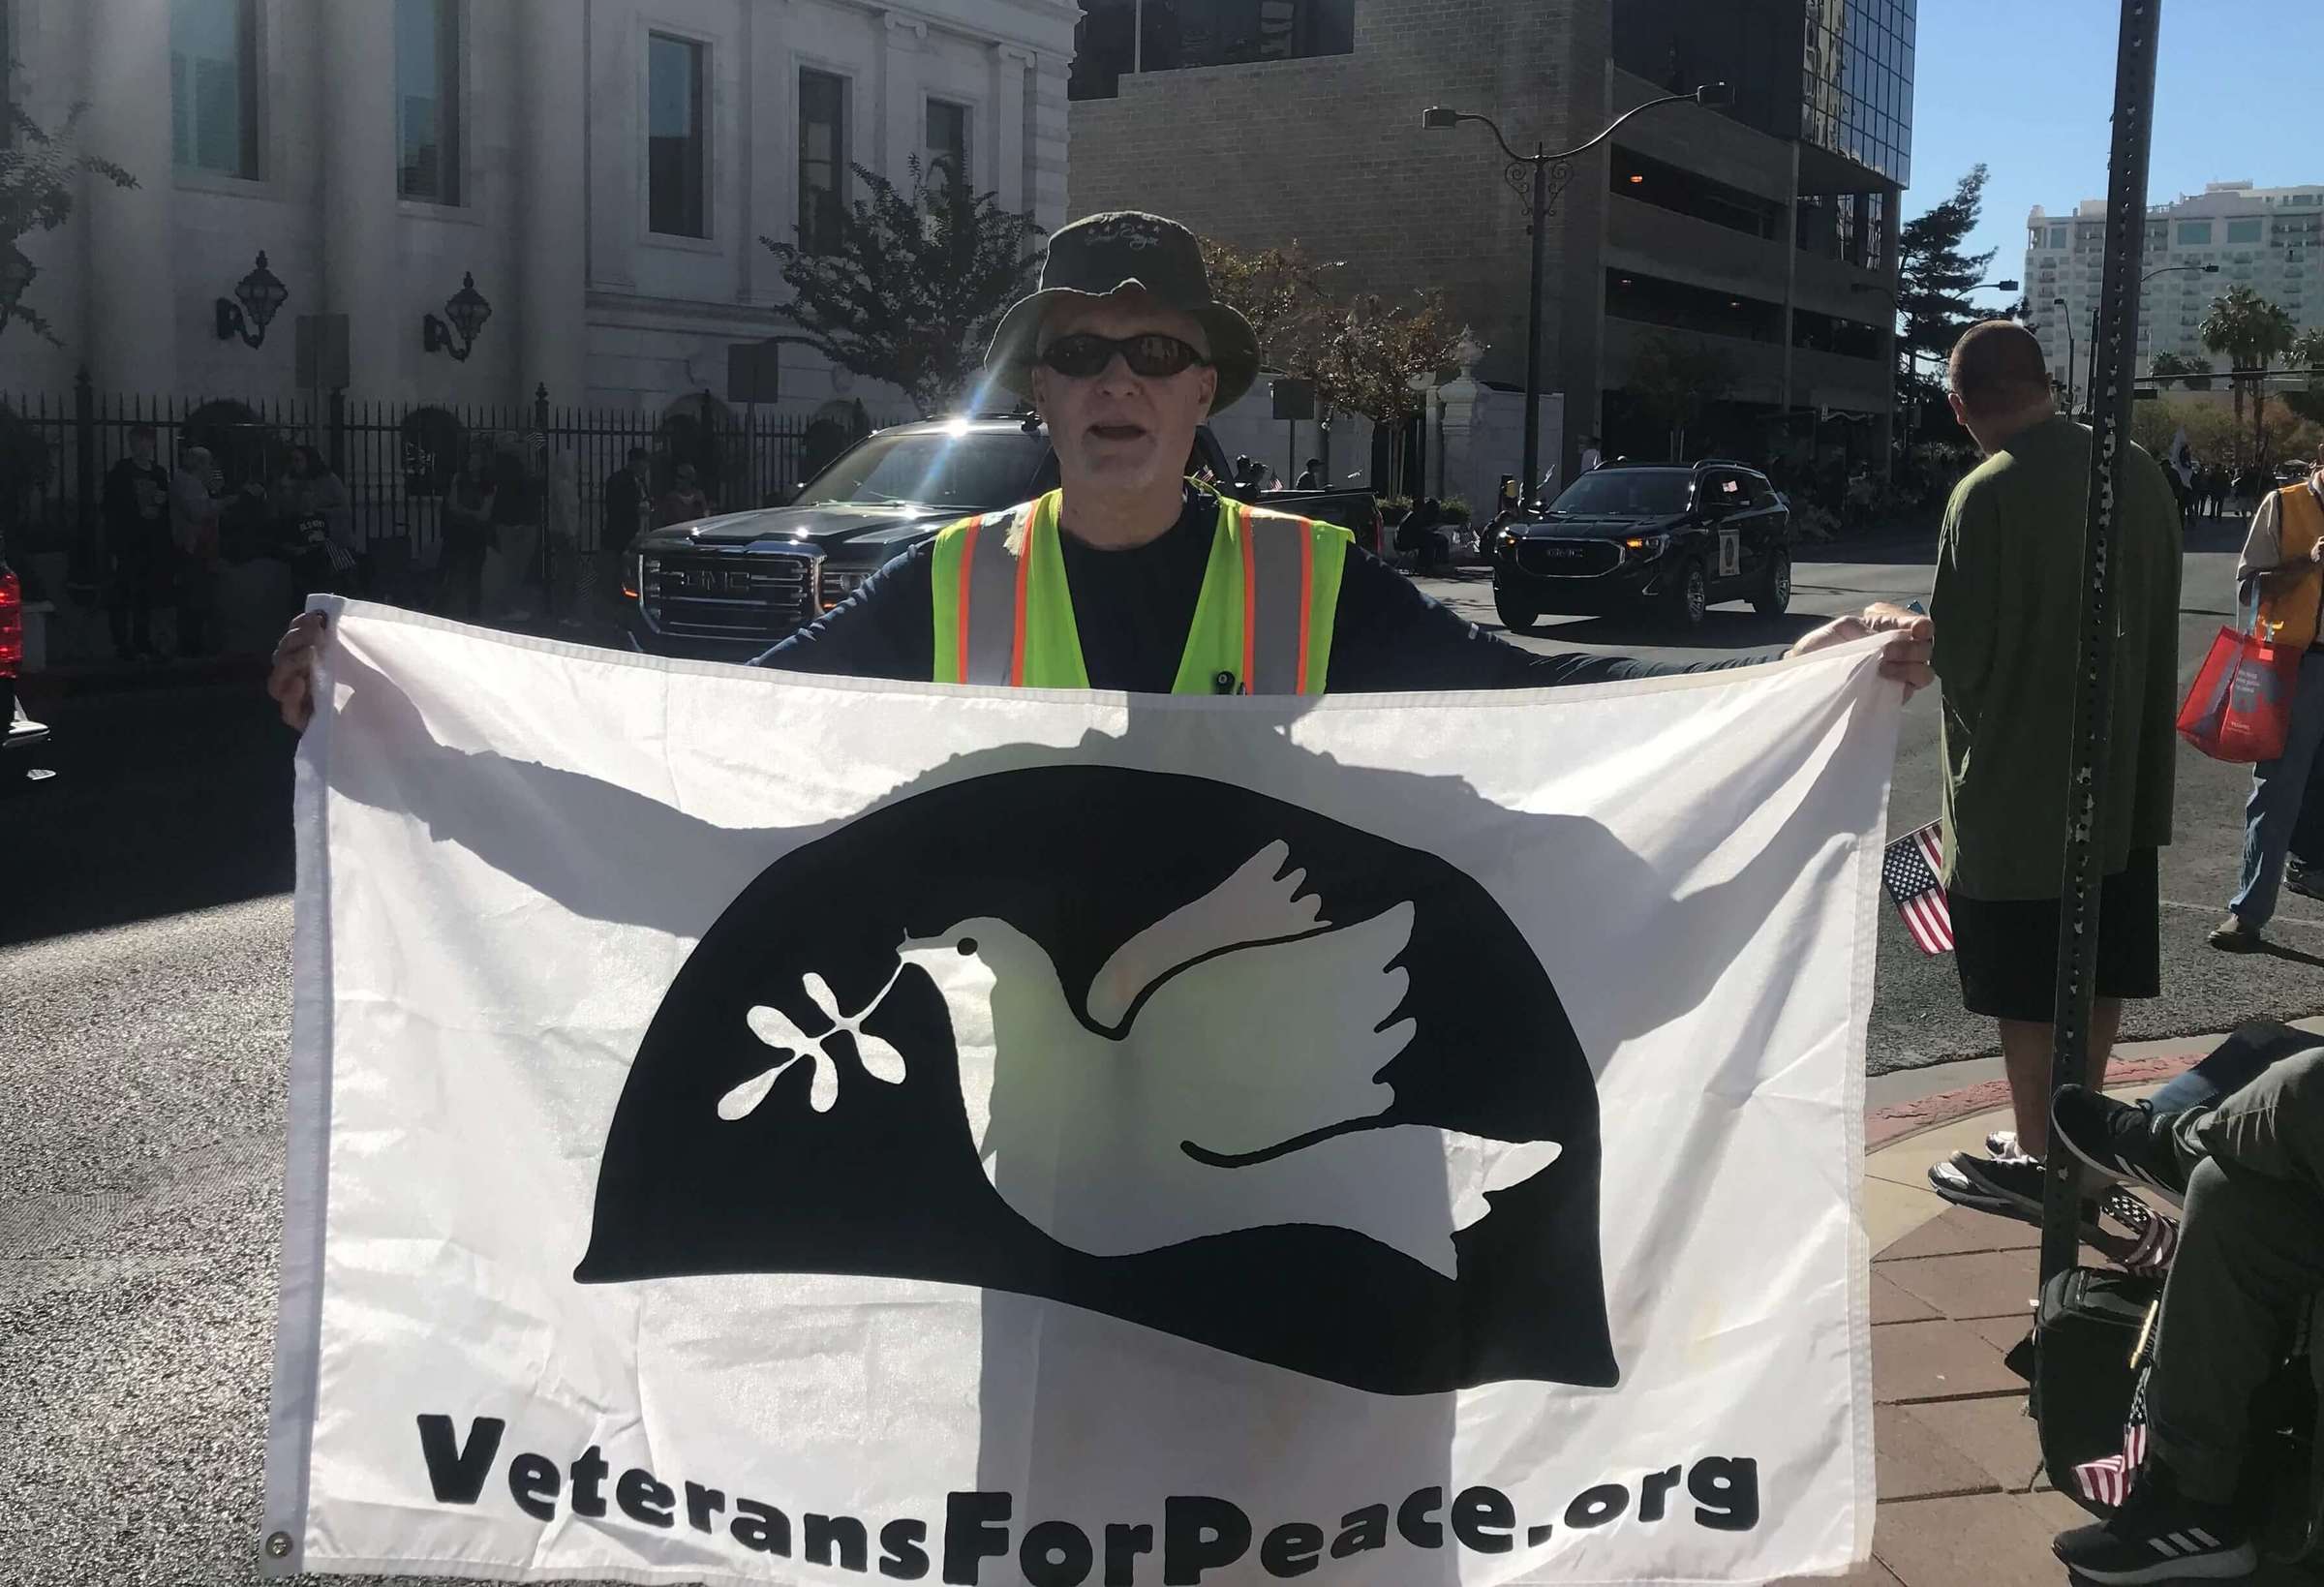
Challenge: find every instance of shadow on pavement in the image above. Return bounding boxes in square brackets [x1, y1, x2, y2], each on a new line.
[1, 683, 294, 947]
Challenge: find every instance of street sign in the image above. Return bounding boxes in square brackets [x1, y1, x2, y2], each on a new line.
[1270, 379, 1314, 420]
[727, 341, 781, 405]
[295, 314, 350, 391]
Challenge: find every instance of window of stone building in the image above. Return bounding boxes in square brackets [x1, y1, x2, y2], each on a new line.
[170, 0, 260, 178]
[395, 0, 462, 204]
[648, 33, 708, 238]
[799, 69, 848, 255]
[2177, 221, 2212, 247]
[2226, 218, 2263, 244]
[925, 99, 968, 198]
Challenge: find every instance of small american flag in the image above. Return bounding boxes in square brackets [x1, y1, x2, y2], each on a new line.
[1882, 820, 1952, 955]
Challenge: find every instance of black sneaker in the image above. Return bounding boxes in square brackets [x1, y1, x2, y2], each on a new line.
[2052, 1084, 2188, 1207]
[1927, 1152, 2101, 1237]
[2053, 1460, 2254, 1582]
[2288, 860, 2324, 902]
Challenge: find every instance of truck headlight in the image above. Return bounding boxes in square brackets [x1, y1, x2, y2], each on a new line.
[1621, 534, 1669, 559]
[819, 565, 873, 610]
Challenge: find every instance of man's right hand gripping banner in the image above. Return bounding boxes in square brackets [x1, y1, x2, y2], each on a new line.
[262, 603, 1897, 1586]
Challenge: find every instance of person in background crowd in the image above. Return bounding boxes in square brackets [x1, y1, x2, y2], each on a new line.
[273, 443, 361, 595]
[2211, 443, 2324, 952]
[1924, 321, 2183, 1225]
[168, 445, 222, 657]
[656, 462, 711, 528]
[103, 424, 172, 661]
[1396, 496, 1445, 573]
[1295, 457, 1323, 490]
[1578, 435, 1603, 474]
[440, 446, 497, 624]
[604, 447, 651, 549]
[487, 436, 543, 624]
[2045, 1051, 2324, 1582]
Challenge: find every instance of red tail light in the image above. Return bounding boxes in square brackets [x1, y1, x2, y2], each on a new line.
[0, 568, 21, 678]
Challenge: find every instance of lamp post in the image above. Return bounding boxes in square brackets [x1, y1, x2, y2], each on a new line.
[1422, 81, 1732, 504]
[1850, 278, 2018, 460]
[422, 272, 494, 362]
[2094, 261, 2218, 398]
[214, 251, 290, 349]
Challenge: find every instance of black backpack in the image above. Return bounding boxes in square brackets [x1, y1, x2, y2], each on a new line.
[2030, 1266, 2319, 1561]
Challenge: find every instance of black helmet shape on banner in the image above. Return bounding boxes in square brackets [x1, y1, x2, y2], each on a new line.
[576, 764, 1613, 1395]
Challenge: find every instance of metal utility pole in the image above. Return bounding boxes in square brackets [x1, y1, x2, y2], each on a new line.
[2040, 0, 2162, 1286]
[1423, 83, 1731, 506]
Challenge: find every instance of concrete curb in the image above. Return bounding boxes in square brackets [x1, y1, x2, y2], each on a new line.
[1865, 1048, 2206, 1151]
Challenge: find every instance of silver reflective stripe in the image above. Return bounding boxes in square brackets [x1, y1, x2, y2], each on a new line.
[1245, 508, 1311, 694]
[2150, 1537, 2181, 1557]
[2187, 1530, 2218, 1548]
[963, 508, 1024, 684]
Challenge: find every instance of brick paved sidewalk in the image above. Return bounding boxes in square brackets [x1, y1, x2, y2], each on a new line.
[1785, 1076, 2322, 1587]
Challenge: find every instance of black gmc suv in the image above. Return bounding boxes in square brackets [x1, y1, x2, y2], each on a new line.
[1491, 460, 1792, 631]
[623, 416, 1382, 662]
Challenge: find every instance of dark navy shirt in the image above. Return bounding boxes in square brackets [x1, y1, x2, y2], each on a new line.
[756, 488, 1764, 692]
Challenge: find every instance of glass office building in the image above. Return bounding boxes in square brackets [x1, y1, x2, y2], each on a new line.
[1801, 0, 1913, 187]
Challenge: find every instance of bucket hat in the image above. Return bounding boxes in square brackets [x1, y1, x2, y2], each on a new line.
[986, 210, 1260, 411]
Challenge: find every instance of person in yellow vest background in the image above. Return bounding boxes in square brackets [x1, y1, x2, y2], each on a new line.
[265, 210, 1930, 719]
[2213, 442, 2324, 952]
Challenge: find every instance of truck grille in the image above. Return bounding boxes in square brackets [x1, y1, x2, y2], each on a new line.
[1516, 538, 1619, 577]
[642, 547, 819, 646]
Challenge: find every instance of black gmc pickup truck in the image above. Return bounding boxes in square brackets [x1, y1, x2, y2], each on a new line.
[622, 415, 1382, 662]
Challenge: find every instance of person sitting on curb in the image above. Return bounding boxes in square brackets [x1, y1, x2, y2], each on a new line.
[2046, 1052, 2324, 1583]
[2212, 443, 2324, 953]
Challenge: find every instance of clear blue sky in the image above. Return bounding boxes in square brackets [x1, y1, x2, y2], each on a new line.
[1911, 0, 2324, 290]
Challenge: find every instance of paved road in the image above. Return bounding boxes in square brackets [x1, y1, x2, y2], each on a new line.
[8, 521, 2324, 1583]
[1419, 513, 2324, 1071]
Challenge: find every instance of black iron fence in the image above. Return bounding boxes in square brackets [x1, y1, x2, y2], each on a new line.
[0, 373, 865, 601]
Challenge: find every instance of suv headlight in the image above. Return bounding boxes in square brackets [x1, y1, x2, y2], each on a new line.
[1621, 534, 1670, 560]
[819, 564, 874, 610]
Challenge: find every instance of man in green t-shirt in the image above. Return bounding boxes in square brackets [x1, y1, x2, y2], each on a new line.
[1922, 321, 2183, 1226]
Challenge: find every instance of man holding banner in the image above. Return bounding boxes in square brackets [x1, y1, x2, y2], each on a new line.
[258, 208, 1938, 1587]
[271, 211, 1932, 718]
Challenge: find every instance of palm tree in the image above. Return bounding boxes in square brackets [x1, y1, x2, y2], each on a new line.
[2199, 286, 2297, 465]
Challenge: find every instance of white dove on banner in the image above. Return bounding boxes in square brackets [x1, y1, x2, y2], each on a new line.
[899, 840, 1560, 1277]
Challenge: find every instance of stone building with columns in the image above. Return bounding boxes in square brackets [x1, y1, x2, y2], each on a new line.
[3, 0, 1074, 417]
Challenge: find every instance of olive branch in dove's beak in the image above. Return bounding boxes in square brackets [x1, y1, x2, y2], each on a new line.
[718, 960, 911, 1120]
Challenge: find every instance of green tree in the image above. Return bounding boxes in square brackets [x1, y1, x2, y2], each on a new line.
[759, 158, 1042, 418]
[2287, 328, 2324, 427]
[1203, 236, 1459, 491]
[1313, 290, 1464, 492]
[2, 92, 137, 341]
[1895, 165, 1998, 412]
[2148, 350, 2214, 393]
[2198, 285, 2298, 466]
[1625, 333, 1738, 459]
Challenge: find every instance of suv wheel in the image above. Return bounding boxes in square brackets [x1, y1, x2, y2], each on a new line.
[1494, 591, 1540, 635]
[1753, 548, 1792, 616]
[1664, 561, 1709, 628]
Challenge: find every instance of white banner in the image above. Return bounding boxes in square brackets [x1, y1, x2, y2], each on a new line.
[263, 600, 1897, 1586]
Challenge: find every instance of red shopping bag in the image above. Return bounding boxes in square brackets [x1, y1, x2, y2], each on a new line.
[2177, 625, 2301, 762]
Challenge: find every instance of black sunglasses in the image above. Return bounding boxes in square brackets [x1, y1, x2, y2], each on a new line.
[1035, 332, 1211, 380]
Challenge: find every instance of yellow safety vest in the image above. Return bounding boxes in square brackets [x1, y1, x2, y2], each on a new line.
[928, 486, 1348, 692]
[2256, 484, 2324, 649]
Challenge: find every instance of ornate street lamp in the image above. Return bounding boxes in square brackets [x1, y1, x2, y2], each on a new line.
[215, 251, 290, 348]
[422, 272, 493, 361]
[1422, 83, 1731, 502]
